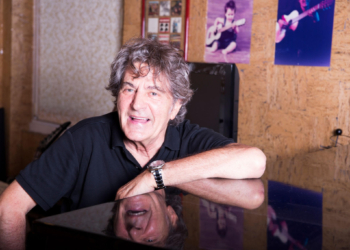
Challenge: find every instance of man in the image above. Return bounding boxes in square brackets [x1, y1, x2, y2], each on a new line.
[0, 38, 266, 249]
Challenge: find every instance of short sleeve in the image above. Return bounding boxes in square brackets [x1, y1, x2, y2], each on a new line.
[179, 120, 235, 155]
[16, 130, 79, 211]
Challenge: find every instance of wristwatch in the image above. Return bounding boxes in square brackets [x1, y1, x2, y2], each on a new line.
[148, 160, 166, 190]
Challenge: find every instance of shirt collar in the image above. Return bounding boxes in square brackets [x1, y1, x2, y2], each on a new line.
[110, 112, 180, 151]
[110, 112, 125, 149]
[163, 124, 180, 151]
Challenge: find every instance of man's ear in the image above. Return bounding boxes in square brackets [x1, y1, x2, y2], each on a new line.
[170, 99, 182, 120]
[167, 205, 178, 227]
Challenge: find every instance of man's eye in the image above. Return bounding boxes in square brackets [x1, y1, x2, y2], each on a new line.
[125, 89, 133, 93]
[151, 92, 157, 96]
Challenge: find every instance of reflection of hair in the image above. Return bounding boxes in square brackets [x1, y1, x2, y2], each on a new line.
[104, 194, 188, 250]
[107, 38, 193, 126]
[165, 194, 188, 249]
[104, 202, 119, 237]
[225, 0, 236, 13]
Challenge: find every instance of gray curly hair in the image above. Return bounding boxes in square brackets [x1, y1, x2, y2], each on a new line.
[107, 38, 193, 126]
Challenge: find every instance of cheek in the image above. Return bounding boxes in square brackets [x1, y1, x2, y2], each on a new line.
[117, 96, 129, 112]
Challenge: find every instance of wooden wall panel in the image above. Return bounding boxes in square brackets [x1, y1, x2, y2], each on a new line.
[122, 0, 142, 44]
[187, 0, 207, 62]
[4, 0, 34, 177]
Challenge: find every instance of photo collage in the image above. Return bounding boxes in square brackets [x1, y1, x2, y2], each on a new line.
[144, 0, 186, 53]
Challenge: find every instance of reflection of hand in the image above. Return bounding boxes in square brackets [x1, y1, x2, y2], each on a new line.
[116, 171, 156, 200]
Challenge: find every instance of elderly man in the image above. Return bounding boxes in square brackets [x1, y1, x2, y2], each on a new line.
[0, 38, 265, 249]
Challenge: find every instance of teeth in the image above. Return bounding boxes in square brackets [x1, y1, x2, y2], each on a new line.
[127, 210, 147, 216]
[131, 117, 149, 121]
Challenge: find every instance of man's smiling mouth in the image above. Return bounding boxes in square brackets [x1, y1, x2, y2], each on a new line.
[130, 116, 150, 122]
[127, 210, 147, 216]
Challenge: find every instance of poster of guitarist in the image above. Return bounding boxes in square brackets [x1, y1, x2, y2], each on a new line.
[274, 0, 335, 66]
[204, 0, 253, 64]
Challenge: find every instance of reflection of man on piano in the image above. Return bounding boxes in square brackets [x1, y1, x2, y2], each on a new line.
[274, 0, 334, 66]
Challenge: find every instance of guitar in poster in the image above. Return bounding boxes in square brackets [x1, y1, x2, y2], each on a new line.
[204, 0, 253, 64]
[274, 0, 335, 66]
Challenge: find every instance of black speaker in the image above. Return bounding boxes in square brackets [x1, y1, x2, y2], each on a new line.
[0, 108, 6, 181]
[186, 63, 239, 142]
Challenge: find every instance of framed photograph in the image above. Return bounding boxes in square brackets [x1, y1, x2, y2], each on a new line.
[204, 0, 254, 64]
[274, 0, 335, 66]
[142, 0, 190, 60]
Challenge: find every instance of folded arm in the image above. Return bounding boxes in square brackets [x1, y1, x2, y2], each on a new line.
[0, 180, 36, 250]
[116, 143, 266, 199]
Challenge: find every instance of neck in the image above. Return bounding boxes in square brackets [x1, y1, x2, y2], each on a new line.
[124, 137, 164, 167]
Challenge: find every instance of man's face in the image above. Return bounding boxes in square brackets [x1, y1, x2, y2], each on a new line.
[114, 191, 178, 246]
[117, 63, 181, 146]
[225, 8, 235, 22]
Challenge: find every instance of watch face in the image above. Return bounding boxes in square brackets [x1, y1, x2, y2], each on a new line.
[148, 160, 165, 170]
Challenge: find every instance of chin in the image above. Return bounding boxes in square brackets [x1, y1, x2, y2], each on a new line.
[124, 131, 149, 143]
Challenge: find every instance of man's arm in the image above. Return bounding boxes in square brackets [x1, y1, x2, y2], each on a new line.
[116, 143, 266, 199]
[0, 180, 36, 250]
[174, 178, 265, 210]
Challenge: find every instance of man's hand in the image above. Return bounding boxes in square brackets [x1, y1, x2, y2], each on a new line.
[116, 170, 156, 200]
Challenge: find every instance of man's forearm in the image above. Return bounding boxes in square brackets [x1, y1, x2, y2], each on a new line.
[116, 143, 266, 200]
[0, 212, 26, 250]
[163, 143, 266, 187]
[0, 180, 37, 250]
[174, 179, 265, 209]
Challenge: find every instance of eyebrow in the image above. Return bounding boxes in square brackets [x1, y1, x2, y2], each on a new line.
[121, 82, 135, 88]
[121, 81, 166, 93]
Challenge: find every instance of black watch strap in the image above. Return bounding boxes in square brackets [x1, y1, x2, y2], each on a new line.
[151, 168, 166, 190]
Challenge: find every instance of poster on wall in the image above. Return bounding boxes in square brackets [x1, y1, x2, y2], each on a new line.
[199, 199, 244, 249]
[204, 0, 254, 64]
[274, 0, 335, 66]
[142, 0, 189, 59]
[268, 181, 322, 250]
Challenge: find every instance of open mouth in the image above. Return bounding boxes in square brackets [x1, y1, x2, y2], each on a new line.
[127, 210, 147, 216]
[130, 116, 150, 122]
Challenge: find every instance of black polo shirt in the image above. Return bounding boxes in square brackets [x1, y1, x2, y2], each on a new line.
[16, 112, 234, 212]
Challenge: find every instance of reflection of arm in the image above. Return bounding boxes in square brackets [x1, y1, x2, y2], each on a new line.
[174, 178, 264, 210]
[0, 180, 37, 250]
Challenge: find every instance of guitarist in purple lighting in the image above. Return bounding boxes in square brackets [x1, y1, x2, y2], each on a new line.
[206, 1, 241, 55]
[274, 0, 334, 66]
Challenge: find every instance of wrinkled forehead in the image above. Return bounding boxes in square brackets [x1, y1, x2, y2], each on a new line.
[124, 62, 172, 91]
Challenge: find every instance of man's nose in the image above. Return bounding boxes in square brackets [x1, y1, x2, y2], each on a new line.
[131, 91, 146, 110]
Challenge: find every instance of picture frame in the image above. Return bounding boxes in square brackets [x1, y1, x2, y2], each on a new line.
[141, 0, 190, 60]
